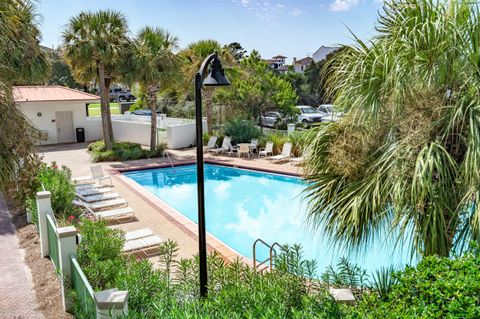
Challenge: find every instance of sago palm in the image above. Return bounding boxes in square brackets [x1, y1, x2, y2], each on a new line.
[304, 0, 480, 258]
[62, 10, 129, 150]
[123, 27, 179, 151]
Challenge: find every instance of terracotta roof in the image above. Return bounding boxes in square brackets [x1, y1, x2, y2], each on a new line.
[13, 85, 100, 102]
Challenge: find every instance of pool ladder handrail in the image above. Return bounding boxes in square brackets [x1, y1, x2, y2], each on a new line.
[163, 149, 175, 173]
[253, 239, 282, 272]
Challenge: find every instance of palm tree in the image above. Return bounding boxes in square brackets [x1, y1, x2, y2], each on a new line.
[123, 27, 179, 151]
[180, 40, 235, 134]
[0, 0, 49, 199]
[62, 10, 129, 150]
[304, 0, 480, 258]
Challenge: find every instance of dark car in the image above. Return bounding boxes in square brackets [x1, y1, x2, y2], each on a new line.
[109, 88, 136, 102]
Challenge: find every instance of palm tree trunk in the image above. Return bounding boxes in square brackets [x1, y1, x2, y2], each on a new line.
[203, 88, 213, 135]
[104, 76, 115, 144]
[147, 84, 159, 151]
[97, 62, 113, 150]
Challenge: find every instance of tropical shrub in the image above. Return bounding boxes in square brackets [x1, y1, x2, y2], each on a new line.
[77, 219, 125, 290]
[88, 140, 165, 162]
[261, 132, 289, 154]
[349, 246, 480, 318]
[26, 162, 79, 222]
[305, 0, 480, 258]
[224, 118, 262, 143]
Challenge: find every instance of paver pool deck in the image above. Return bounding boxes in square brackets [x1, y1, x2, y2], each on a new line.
[0, 193, 43, 318]
[38, 143, 303, 264]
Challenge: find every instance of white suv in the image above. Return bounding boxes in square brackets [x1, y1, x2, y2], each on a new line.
[296, 105, 324, 127]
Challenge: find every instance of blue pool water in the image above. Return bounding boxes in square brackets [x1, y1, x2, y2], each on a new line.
[124, 164, 414, 274]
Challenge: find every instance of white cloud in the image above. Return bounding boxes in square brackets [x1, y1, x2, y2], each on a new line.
[232, 0, 286, 22]
[291, 8, 303, 16]
[329, 0, 360, 12]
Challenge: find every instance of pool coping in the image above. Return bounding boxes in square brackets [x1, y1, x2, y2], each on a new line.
[110, 159, 302, 265]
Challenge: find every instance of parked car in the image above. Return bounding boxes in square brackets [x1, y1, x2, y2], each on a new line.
[131, 109, 162, 116]
[317, 104, 342, 122]
[259, 111, 283, 127]
[296, 105, 323, 127]
[109, 88, 136, 102]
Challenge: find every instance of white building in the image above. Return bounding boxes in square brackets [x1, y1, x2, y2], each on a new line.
[312, 46, 341, 63]
[14, 85, 102, 144]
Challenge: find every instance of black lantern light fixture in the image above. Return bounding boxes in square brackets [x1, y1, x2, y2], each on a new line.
[194, 52, 230, 298]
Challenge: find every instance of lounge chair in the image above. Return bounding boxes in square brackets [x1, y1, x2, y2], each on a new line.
[259, 142, 274, 158]
[75, 183, 110, 191]
[124, 228, 154, 241]
[205, 136, 218, 153]
[73, 198, 127, 211]
[76, 187, 113, 197]
[212, 136, 232, 155]
[290, 156, 304, 165]
[75, 200, 134, 221]
[268, 142, 292, 162]
[123, 235, 163, 257]
[73, 165, 112, 186]
[76, 192, 120, 203]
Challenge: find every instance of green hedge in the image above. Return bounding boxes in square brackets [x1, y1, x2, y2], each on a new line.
[88, 140, 165, 162]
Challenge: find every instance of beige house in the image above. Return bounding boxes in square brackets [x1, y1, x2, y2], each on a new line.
[14, 85, 102, 144]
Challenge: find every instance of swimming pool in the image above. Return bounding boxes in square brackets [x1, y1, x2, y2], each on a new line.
[124, 164, 414, 273]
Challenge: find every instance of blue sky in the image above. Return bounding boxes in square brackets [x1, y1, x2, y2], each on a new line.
[38, 0, 382, 64]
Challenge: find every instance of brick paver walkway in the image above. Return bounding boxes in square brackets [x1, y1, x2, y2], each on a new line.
[0, 193, 43, 319]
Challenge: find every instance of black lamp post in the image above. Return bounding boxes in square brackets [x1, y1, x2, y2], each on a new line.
[195, 52, 230, 297]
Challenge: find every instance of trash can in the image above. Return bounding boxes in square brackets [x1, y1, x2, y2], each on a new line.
[76, 127, 85, 143]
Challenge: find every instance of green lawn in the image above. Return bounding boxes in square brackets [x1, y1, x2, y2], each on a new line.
[87, 103, 120, 116]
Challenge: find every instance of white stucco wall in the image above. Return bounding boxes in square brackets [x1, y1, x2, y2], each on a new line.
[167, 119, 207, 149]
[16, 100, 102, 144]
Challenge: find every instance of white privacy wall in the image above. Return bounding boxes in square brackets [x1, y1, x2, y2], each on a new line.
[17, 101, 203, 149]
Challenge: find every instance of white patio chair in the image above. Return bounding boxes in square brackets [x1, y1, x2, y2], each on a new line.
[259, 142, 274, 158]
[238, 144, 250, 159]
[76, 187, 113, 197]
[212, 136, 232, 155]
[75, 199, 134, 221]
[205, 136, 218, 153]
[73, 198, 127, 211]
[76, 192, 120, 203]
[249, 138, 259, 153]
[124, 228, 154, 241]
[91, 165, 113, 186]
[75, 183, 110, 192]
[268, 142, 292, 162]
[123, 235, 163, 257]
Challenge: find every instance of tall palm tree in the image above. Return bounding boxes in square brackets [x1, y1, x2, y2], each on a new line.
[304, 0, 480, 258]
[180, 40, 235, 134]
[62, 10, 129, 150]
[123, 27, 179, 151]
[0, 0, 49, 199]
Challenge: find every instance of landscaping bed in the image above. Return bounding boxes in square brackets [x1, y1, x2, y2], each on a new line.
[88, 140, 165, 162]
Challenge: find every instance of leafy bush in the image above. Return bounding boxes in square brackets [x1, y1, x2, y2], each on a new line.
[288, 130, 310, 157]
[77, 219, 125, 290]
[224, 118, 262, 143]
[88, 140, 165, 162]
[349, 246, 480, 318]
[27, 162, 79, 221]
